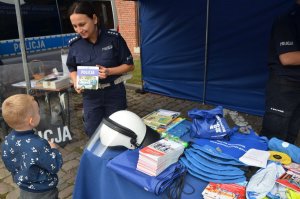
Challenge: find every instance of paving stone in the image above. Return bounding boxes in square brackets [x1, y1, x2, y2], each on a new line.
[64, 140, 86, 152]
[3, 176, 18, 189]
[66, 175, 75, 184]
[0, 161, 4, 169]
[62, 159, 80, 172]
[63, 151, 81, 162]
[0, 168, 10, 180]
[61, 170, 74, 182]
[58, 185, 74, 199]
[0, 182, 14, 195]
[58, 181, 70, 192]
[6, 189, 19, 199]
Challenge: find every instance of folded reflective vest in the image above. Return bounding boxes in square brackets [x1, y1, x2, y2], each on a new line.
[106, 149, 186, 195]
[192, 127, 268, 159]
[268, 137, 300, 164]
[190, 144, 245, 166]
[184, 149, 245, 176]
[180, 157, 246, 183]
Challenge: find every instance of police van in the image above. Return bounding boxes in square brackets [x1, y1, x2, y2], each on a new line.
[0, 0, 118, 64]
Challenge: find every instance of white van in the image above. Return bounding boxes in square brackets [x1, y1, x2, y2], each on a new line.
[0, 0, 118, 64]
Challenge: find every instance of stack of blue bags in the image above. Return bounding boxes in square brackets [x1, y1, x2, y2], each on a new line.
[180, 144, 246, 183]
[180, 106, 269, 184]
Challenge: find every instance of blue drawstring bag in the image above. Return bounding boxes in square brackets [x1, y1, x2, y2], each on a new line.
[180, 157, 246, 183]
[184, 149, 245, 175]
[192, 128, 269, 159]
[189, 146, 245, 166]
[188, 106, 231, 139]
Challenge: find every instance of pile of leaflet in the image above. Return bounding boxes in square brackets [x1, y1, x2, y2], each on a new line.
[202, 181, 247, 199]
[137, 139, 184, 176]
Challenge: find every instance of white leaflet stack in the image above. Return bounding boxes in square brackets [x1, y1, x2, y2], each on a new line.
[42, 75, 70, 89]
[137, 139, 184, 176]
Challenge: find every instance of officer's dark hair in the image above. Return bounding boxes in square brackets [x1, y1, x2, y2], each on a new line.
[68, 1, 96, 20]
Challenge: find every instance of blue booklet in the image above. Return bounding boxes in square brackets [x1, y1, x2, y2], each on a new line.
[166, 119, 192, 138]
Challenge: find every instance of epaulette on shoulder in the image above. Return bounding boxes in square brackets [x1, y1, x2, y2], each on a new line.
[106, 30, 120, 37]
[68, 36, 80, 46]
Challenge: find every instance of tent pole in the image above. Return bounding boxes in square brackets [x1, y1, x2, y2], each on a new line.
[15, 0, 31, 94]
[202, 0, 210, 104]
[135, 1, 146, 94]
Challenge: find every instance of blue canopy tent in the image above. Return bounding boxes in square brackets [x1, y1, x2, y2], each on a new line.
[139, 0, 294, 116]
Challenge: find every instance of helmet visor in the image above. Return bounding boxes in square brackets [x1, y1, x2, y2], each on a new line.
[85, 121, 120, 157]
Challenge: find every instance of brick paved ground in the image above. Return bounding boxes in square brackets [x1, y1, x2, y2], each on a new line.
[0, 84, 266, 199]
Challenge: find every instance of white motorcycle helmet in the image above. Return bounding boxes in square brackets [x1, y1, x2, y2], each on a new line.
[99, 110, 160, 149]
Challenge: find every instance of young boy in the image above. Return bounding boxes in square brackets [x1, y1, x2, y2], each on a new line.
[1, 94, 63, 199]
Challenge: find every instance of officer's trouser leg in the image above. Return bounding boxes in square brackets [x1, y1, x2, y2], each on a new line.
[83, 90, 105, 137]
[261, 74, 300, 144]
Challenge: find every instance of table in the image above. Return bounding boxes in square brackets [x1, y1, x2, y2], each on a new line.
[73, 138, 208, 199]
[12, 79, 72, 127]
[11, 80, 73, 146]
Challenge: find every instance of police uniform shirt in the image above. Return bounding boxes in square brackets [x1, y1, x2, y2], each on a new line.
[66, 27, 133, 84]
[268, 5, 300, 81]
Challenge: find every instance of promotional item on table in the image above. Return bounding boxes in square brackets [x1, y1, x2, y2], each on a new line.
[269, 151, 292, 165]
[239, 148, 270, 168]
[74, 106, 300, 199]
[137, 138, 185, 176]
[268, 137, 300, 164]
[188, 106, 232, 140]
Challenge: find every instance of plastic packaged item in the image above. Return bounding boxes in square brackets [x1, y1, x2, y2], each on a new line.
[161, 132, 189, 148]
[268, 137, 300, 163]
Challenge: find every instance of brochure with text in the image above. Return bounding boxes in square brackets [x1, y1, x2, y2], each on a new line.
[276, 170, 300, 192]
[202, 181, 247, 199]
[76, 66, 99, 90]
[142, 109, 180, 130]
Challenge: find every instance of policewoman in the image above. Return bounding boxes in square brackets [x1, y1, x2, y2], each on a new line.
[66, 1, 134, 137]
[261, 0, 300, 144]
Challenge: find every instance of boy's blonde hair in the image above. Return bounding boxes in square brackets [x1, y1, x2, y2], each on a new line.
[2, 94, 36, 129]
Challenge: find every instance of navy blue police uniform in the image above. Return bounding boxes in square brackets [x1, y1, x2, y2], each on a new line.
[66, 27, 133, 137]
[261, 5, 300, 143]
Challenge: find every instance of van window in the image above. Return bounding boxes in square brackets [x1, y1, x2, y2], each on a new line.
[0, 0, 117, 41]
[0, 0, 118, 58]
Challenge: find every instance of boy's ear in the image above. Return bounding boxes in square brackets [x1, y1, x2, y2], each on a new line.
[29, 117, 34, 126]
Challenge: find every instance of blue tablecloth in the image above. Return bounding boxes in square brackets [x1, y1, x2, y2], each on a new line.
[73, 140, 208, 199]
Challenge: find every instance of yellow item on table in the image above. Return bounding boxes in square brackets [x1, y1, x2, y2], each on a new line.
[286, 188, 300, 199]
[269, 151, 292, 165]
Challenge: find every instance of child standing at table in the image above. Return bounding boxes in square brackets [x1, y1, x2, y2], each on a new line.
[1, 94, 63, 199]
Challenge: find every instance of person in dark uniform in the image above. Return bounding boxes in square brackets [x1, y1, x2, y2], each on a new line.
[66, 1, 134, 137]
[261, 0, 300, 144]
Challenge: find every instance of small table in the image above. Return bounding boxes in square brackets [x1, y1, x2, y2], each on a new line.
[12, 79, 72, 132]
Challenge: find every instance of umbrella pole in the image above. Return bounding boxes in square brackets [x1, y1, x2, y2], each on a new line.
[14, 0, 31, 94]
